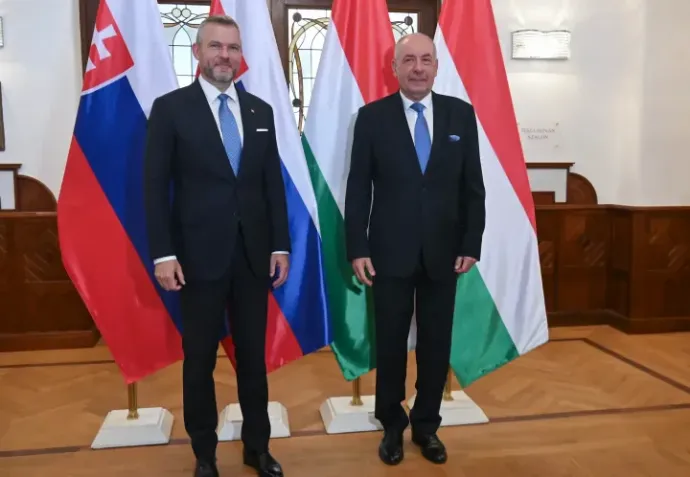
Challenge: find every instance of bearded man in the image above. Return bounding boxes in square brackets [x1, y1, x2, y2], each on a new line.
[144, 14, 289, 477]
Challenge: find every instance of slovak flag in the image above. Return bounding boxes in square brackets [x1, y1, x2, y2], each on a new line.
[209, 0, 332, 371]
[57, 0, 183, 384]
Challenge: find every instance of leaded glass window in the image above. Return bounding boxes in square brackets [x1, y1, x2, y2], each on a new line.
[159, 3, 210, 87]
[289, 9, 418, 130]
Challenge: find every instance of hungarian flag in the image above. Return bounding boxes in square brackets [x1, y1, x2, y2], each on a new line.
[57, 0, 183, 384]
[209, 0, 331, 371]
[302, 0, 398, 380]
[434, 0, 549, 386]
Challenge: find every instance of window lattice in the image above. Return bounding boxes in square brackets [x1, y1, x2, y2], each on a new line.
[289, 9, 418, 130]
[159, 3, 210, 87]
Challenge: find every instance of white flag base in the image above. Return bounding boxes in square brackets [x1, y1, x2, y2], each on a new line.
[90, 407, 174, 449]
[407, 391, 489, 426]
[217, 402, 290, 441]
[319, 395, 383, 434]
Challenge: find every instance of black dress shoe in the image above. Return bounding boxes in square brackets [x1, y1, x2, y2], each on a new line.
[194, 460, 219, 477]
[378, 431, 404, 465]
[412, 433, 447, 464]
[243, 449, 283, 477]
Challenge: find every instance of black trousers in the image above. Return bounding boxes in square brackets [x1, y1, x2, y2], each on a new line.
[179, 228, 270, 461]
[372, 256, 457, 436]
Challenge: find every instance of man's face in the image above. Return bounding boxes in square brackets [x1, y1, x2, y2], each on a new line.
[392, 35, 438, 99]
[193, 23, 242, 84]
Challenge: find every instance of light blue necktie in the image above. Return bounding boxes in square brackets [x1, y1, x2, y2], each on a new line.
[218, 93, 242, 175]
[410, 102, 431, 173]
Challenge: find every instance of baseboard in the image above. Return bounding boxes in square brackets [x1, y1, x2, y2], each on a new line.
[548, 310, 616, 327]
[548, 310, 690, 334]
[622, 316, 690, 334]
[0, 328, 101, 352]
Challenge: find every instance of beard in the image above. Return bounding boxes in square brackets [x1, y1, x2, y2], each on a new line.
[204, 63, 235, 83]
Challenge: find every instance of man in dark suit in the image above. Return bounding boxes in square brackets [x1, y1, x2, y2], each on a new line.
[345, 33, 486, 466]
[144, 15, 289, 477]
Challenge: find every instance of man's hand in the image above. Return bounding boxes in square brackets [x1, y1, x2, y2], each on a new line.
[271, 253, 289, 288]
[454, 256, 477, 274]
[154, 260, 185, 291]
[352, 257, 376, 286]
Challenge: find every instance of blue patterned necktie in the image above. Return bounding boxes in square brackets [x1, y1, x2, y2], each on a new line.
[218, 93, 242, 175]
[410, 102, 431, 173]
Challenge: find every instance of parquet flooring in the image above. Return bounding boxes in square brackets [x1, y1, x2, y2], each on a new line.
[1, 325, 690, 476]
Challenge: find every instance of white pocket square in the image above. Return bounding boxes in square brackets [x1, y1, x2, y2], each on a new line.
[449, 134, 460, 142]
[256, 128, 269, 132]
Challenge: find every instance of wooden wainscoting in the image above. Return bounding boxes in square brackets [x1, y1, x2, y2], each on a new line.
[0, 212, 99, 351]
[0, 170, 98, 351]
[2, 205, 688, 352]
[538, 205, 690, 333]
[1, 168, 689, 350]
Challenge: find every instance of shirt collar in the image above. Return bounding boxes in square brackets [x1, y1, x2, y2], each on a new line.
[400, 90, 432, 111]
[198, 74, 238, 104]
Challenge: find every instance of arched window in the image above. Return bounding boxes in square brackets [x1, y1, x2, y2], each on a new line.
[159, 4, 209, 87]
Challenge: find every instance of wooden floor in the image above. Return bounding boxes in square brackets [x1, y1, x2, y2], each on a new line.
[1, 325, 690, 476]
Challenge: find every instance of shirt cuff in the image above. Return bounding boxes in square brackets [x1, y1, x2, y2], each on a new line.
[153, 255, 177, 265]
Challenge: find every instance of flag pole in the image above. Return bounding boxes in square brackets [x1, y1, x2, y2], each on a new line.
[350, 377, 363, 406]
[127, 383, 139, 419]
[442, 366, 454, 401]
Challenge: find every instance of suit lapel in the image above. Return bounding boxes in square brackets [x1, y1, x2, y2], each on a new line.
[426, 92, 448, 175]
[236, 88, 256, 181]
[189, 81, 236, 181]
[389, 93, 423, 176]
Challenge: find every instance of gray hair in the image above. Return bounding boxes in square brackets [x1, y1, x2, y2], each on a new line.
[196, 15, 241, 44]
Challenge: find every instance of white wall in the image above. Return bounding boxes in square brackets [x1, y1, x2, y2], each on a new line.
[494, 0, 647, 205]
[494, 0, 689, 205]
[0, 0, 687, 205]
[0, 0, 82, 197]
[637, 0, 690, 205]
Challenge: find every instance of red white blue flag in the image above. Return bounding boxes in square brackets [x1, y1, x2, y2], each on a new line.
[57, 0, 183, 383]
[58, 0, 331, 384]
[209, 0, 331, 371]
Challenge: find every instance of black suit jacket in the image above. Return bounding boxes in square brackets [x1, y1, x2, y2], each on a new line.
[143, 80, 290, 281]
[344, 91, 485, 280]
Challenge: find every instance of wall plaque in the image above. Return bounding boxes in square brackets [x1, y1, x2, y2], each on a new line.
[517, 121, 562, 162]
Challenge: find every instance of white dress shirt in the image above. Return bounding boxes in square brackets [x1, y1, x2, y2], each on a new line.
[153, 76, 287, 265]
[400, 90, 433, 145]
[198, 74, 244, 143]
